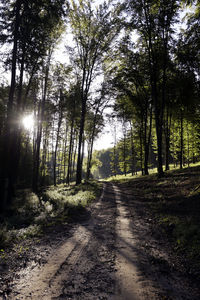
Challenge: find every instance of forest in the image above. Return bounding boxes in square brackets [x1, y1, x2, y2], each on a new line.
[0, 0, 200, 298]
[0, 0, 199, 207]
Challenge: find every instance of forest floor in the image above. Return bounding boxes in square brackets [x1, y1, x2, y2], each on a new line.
[0, 166, 200, 299]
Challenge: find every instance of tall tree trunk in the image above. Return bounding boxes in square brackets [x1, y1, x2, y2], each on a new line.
[53, 91, 63, 186]
[123, 136, 127, 176]
[66, 119, 75, 184]
[113, 145, 117, 177]
[72, 132, 78, 180]
[63, 122, 68, 181]
[112, 124, 117, 177]
[60, 123, 68, 183]
[41, 123, 49, 186]
[86, 143, 92, 180]
[76, 96, 87, 184]
[186, 120, 190, 167]
[165, 107, 169, 172]
[180, 112, 183, 169]
[144, 105, 153, 175]
[8, 50, 25, 199]
[155, 120, 164, 176]
[86, 111, 98, 180]
[139, 127, 143, 175]
[80, 135, 85, 175]
[0, 0, 22, 210]
[153, 71, 164, 177]
[150, 69, 164, 177]
[130, 124, 135, 176]
[164, 106, 172, 171]
[32, 54, 51, 192]
[145, 4, 165, 178]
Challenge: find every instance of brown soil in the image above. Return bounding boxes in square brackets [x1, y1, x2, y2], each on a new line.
[0, 181, 200, 299]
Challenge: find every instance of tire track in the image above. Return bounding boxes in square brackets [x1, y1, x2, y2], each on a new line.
[112, 184, 143, 299]
[9, 184, 107, 300]
[10, 225, 92, 299]
[112, 183, 156, 300]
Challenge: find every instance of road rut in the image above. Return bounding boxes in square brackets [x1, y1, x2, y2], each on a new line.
[7, 182, 200, 299]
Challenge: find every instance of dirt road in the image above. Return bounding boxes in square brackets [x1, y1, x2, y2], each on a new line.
[7, 183, 200, 299]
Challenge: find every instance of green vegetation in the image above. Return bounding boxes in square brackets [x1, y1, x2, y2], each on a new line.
[0, 181, 102, 250]
[0, 0, 199, 211]
[110, 164, 200, 277]
[0, 1, 199, 279]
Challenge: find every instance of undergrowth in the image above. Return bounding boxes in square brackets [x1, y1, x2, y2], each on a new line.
[111, 163, 200, 278]
[0, 180, 102, 251]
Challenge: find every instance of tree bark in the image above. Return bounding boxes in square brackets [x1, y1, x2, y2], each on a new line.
[53, 90, 63, 186]
[32, 54, 51, 192]
[144, 104, 152, 175]
[76, 95, 87, 184]
[180, 112, 183, 169]
[66, 119, 74, 184]
[63, 122, 68, 181]
[0, 0, 22, 210]
[130, 124, 135, 176]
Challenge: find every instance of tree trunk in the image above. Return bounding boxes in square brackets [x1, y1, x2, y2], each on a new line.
[139, 127, 143, 175]
[41, 123, 49, 186]
[66, 120, 74, 185]
[8, 50, 25, 192]
[153, 77, 164, 177]
[32, 55, 51, 192]
[155, 120, 164, 177]
[180, 112, 183, 169]
[53, 91, 63, 186]
[144, 105, 153, 175]
[76, 95, 87, 184]
[0, 0, 22, 210]
[165, 109, 170, 171]
[186, 120, 190, 167]
[72, 132, 78, 179]
[123, 134, 127, 176]
[63, 122, 68, 181]
[130, 124, 135, 176]
[86, 108, 99, 180]
[165, 108, 172, 171]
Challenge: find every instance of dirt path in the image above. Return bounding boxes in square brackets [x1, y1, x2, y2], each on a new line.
[6, 182, 200, 299]
[113, 184, 155, 300]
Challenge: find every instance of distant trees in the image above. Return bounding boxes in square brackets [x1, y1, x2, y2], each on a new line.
[0, 0, 199, 212]
[100, 0, 200, 178]
[124, 0, 180, 176]
[85, 83, 109, 180]
[0, 0, 65, 209]
[0, 0, 120, 212]
[69, 0, 120, 184]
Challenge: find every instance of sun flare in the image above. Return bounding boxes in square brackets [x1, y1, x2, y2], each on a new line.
[22, 114, 34, 130]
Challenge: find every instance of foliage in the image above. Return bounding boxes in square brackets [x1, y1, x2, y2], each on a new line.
[0, 181, 102, 249]
[0, 0, 199, 215]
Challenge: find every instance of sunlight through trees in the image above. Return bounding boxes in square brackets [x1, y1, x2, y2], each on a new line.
[0, 0, 199, 210]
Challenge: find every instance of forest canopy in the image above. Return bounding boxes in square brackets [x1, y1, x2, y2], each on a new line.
[0, 0, 199, 210]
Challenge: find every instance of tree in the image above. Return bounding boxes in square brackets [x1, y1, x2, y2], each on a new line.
[104, 34, 154, 175]
[0, 0, 66, 207]
[65, 81, 81, 185]
[85, 83, 109, 180]
[126, 0, 180, 176]
[69, 0, 120, 184]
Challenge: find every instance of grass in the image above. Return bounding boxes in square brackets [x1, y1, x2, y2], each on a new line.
[105, 162, 200, 183]
[109, 163, 200, 278]
[0, 180, 102, 250]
